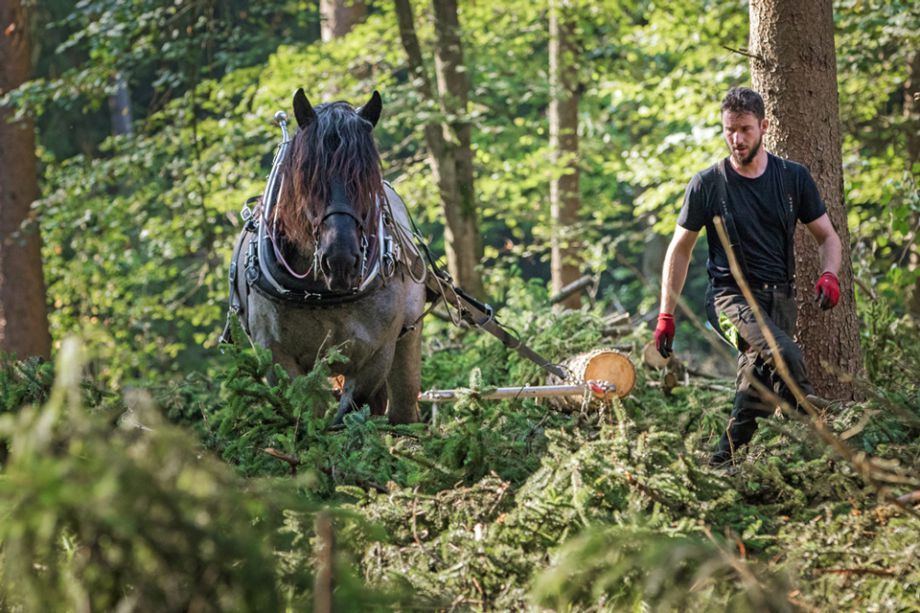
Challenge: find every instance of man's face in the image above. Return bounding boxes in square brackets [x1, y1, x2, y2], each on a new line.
[722, 111, 768, 166]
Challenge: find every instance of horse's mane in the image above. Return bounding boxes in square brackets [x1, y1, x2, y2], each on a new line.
[276, 101, 384, 250]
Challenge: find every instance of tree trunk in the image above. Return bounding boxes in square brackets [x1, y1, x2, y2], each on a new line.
[904, 51, 920, 318]
[393, 0, 484, 298]
[319, 0, 367, 42]
[108, 71, 134, 136]
[749, 0, 862, 399]
[0, 0, 51, 360]
[905, 51, 920, 171]
[548, 0, 582, 309]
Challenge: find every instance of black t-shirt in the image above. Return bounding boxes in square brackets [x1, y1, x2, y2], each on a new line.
[677, 153, 827, 283]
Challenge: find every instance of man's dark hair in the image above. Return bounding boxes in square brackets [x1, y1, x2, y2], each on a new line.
[720, 87, 765, 121]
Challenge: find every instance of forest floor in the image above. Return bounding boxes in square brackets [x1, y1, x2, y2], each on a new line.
[1, 303, 918, 610]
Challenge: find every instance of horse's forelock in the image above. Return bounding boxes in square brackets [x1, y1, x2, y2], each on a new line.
[277, 102, 384, 251]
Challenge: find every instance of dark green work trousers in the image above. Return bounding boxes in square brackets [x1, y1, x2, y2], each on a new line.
[705, 281, 815, 463]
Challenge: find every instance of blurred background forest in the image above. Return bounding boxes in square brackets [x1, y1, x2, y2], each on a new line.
[1, 0, 919, 610]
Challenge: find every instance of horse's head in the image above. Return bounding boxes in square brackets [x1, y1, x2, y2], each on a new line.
[277, 88, 384, 292]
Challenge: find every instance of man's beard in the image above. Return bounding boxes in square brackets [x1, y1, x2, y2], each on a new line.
[732, 135, 762, 166]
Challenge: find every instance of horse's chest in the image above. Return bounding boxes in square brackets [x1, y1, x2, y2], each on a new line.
[249, 294, 400, 363]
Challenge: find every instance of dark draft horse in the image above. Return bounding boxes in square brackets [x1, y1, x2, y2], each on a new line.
[233, 89, 426, 424]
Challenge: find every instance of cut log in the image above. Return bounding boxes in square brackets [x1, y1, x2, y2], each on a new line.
[551, 349, 636, 399]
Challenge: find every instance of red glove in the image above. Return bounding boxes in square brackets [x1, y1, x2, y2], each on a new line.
[814, 272, 840, 310]
[654, 313, 675, 358]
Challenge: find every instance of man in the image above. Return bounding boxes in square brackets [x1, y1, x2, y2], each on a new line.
[655, 87, 842, 466]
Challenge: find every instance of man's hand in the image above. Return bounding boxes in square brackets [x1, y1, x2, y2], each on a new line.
[814, 271, 840, 310]
[654, 313, 675, 358]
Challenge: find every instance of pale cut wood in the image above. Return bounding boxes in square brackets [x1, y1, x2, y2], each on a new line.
[555, 349, 636, 399]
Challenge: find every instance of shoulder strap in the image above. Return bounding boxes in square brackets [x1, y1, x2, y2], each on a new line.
[710, 159, 752, 282]
[219, 227, 254, 345]
[773, 154, 797, 282]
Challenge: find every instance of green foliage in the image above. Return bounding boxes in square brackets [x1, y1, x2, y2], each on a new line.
[206, 336, 342, 476]
[0, 341, 283, 611]
[0, 355, 54, 412]
[532, 526, 792, 612]
[858, 298, 920, 388]
[773, 506, 920, 611]
[2, 303, 919, 609]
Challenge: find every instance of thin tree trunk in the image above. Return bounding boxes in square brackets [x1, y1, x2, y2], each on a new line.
[904, 51, 920, 318]
[549, 0, 582, 309]
[107, 71, 134, 136]
[431, 0, 483, 298]
[109, 72, 134, 136]
[319, 0, 367, 42]
[905, 51, 920, 170]
[0, 0, 51, 360]
[749, 0, 862, 399]
[394, 0, 484, 298]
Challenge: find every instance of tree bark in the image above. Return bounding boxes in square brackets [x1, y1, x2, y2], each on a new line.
[394, 0, 484, 298]
[548, 0, 582, 309]
[319, 0, 367, 42]
[0, 0, 51, 360]
[749, 0, 862, 399]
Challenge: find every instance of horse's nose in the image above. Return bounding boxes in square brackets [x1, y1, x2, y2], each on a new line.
[321, 251, 360, 273]
[321, 250, 361, 289]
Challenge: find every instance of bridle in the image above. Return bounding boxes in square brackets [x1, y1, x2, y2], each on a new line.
[311, 192, 380, 288]
[245, 110, 391, 302]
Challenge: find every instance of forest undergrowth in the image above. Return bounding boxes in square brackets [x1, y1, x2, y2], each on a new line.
[1, 292, 918, 611]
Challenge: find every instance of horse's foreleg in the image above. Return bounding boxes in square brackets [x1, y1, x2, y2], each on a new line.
[333, 378, 357, 425]
[332, 350, 394, 426]
[368, 387, 388, 417]
[385, 324, 422, 424]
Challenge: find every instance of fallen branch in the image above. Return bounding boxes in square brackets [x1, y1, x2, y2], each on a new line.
[263, 447, 299, 475]
[646, 380, 734, 393]
[550, 275, 595, 305]
[813, 567, 898, 577]
[897, 490, 920, 505]
[840, 410, 878, 440]
[318, 465, 388, 494]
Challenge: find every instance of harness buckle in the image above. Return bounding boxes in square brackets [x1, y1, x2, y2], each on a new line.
[245, 239, 260, 284]
[241, 196, 261, 232]
[382, 235, 396, 278]
[359, 235, 369, 280]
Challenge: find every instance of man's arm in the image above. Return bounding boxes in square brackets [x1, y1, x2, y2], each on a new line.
[805, 213, 842, 309]
[660, 226, 700, 313]
[654, 226, 700, 357]
[804, 213, 841, 275]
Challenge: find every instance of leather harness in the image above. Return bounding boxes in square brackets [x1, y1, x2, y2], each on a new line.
[219, 114, 408, 345]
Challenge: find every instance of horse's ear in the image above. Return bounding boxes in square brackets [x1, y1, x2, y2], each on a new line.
[293, 88, 316, 129]
[357, 90, 382, 127]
